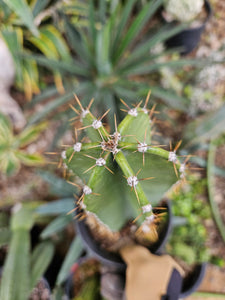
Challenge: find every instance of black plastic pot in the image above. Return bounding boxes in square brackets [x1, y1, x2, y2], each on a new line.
[75, 200, 172, 271]
[180, 263, 207, 298]
[165, 0, 212, 55]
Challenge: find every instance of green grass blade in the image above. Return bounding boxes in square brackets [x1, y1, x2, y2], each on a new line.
[120, 58, 204, 76]
[56, 236, 83, 285]
[30, 241, 55, 288]
[40, 214, 73, 239]
[0, 230, 30, 300]
[119, 23, 188, 66]
[3, 0, 38, 35]
[111, 0, 136, 57]
[24, 54, 89, 77]
[207, 141, 225, 242]
[88, 0, 96, 44]
[63, 16, 93, 64]
[113, 0, 163, 64]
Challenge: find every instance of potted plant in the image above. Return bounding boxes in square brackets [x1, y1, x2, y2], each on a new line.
[162, 0, 212, 55]
[61, 94, 191, 297]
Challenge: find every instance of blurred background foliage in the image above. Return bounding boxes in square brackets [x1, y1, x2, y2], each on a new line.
[0, 0, 225, 298]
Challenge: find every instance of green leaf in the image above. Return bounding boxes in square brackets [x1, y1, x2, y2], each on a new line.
[24, 54, 89, 77]
[0, 230, 30, 300]
[207, 141, 225, 242]
[30, 241, 55, 289]
[37, 171, 77, 197]
[27, 83, 91, 125]
[18, 122, 47, 147]
[1, 28, 24, 87]
[3, 0, 38, 36]
[36, 199, 74, 216]
[0, 228, 11, 246]
[63, 16, 93, 64]
[40, 214, 73, 239]
[0, 152, 20, 175]
[121, 23, 188, 65]
[111, 0, 136, 56]
[150, 86, 189, 111]
[33, 25, 71, 61]
[56, 236, 83, 285]
[184, 105, 225, 148]
[16, 151, 45, 166]
[32, 0, 50, 18]
[113, 0, 163, 63]
[11, 206, 35, 231]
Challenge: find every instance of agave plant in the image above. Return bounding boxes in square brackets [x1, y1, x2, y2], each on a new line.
[61, 94, 186, 240]
[0, 0, 86, 99]
[0, 113, 46, 175]
[29, 0, 199, 126]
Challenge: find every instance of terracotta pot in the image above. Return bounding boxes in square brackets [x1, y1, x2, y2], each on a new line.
[164, 0, 212, 55]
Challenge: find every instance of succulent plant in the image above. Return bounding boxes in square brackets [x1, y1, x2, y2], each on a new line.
[62, 94, 186, 240]
[163, 0, 204, 22]
[0, 113, 46, 175]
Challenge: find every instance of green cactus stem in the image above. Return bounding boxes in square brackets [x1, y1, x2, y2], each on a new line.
[62, 94, 185, 240]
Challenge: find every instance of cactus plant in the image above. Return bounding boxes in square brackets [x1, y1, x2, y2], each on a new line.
[62, 94, 185, 242]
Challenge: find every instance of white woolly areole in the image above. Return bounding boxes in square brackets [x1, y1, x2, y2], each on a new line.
[128, 108, 138, 117]
[61, 150, 66, 159]
[138, 142, 148, 153]
[179, 163, 186, 173]
[142, 108, 148, 114]
[112, 148, 120, 155]
[127, 176, 138, 187]
[146, 214, 155, 223]
[179, 163, 186, 179]
[83, 185, 92, 195]
[142, 224, 151, 233]
[142, 204, 152, 214]
[73, 142, 82, 152]
[92, 119, 102, 129]
[168, 151, 177, 163]
[81, 109, 89, 119]
[81, 202, 86, 210]
[96, 157, 106, 166]
[112, 132, 121, 141]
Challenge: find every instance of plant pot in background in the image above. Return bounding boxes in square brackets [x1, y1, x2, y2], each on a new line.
[180, 263, 207, 298]
[75, 200, 172, 271]
[164, 0, 212, 55]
